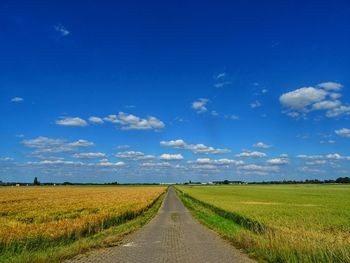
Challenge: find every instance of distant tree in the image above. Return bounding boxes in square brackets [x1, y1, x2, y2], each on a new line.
[223, 180, 229, 184]
[33, 177, 40, 185]
[335, 177, 350, 184]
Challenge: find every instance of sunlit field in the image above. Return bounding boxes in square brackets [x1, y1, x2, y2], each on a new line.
[0, 186, 166, 262]
[176, 185, 350, 263]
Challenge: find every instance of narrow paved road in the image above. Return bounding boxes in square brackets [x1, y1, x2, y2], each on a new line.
[67, 188, 255, 263]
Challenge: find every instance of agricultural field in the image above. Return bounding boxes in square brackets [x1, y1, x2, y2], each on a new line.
[0, 186, 166, 262]
[176, 184, 350, 263]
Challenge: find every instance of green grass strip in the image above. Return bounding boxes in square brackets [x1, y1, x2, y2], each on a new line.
[175, 188, 267, 234]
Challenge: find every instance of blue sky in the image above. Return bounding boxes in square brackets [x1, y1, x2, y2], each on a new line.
[1, 0, 350, 183]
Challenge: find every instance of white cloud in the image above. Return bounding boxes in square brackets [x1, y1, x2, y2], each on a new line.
[312, 100, 341, 110]
[193, 158, 243, 165]
[317, 82, 343, 91]
[214, 81, 231, 88]
[192, 164, 217, 170]
[224, 114, 239, 120]
[160, 139, 187, 148]
[22, 136, 94, 154]
[116, 145, 131, 149]
[160, 154, 184, 160]
[298, 166, 323, 173]
[73, 152, 106, 159]
[238, 164, 279, 175]
[267, 158, 289, 165]
[280, 87, 327, 110]
[335, 128, 350, 137]
[141, 162, 171, 168]
[296, 154, 323, 160]
[320, 139, 336, 144]
[236, 151, 266, 158]
[326, 105, 350, 117]
[215, 73, 226, 79]
[54, 24, 70, 36]
[280, 83, 350, 118]
[0, 157, 14, 161]
[329, 93, 342, 100]
[37, 160, 82, 165]
[99, 160, 126, 167]
[211, 110, 219, 116]
[104, 112, 165, 130]
[56, 117, 88, 127]
[297, 153, 350, 161]
[253, 142, 271, 148]
[192, 98, 209, 113]
[88, 116, 104, 124]
[11, 97, 24, 103]
[160, 139, 230, 154]
[250, 100, 261, 108]
[115, 151, 144, 158]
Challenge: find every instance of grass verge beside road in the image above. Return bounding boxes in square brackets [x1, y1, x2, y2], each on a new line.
[176, 185, 350, 263]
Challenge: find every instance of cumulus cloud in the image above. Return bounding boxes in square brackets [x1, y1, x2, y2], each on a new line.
[160, 139, 230, 154]
[160, 154, 184, 160]
[253, 142, 271, 148]
[193, 158, 244, 166]
[73, 152, 106, 159]
[56, 117, 88, 127]
[104, 112, 165, 130]
[236, 151, 266, 158]
[297, 153, 350, 161]
[312, 100, 341, 110]
[11, 97, 24, 103]
[317, 82, 343, 91]
[192, 164, 217, 170]
[141, 162, 171, 168]
[192, 98, 209, 113]
[326, 105, 350, 118]
[99, 160, 126, 167]
[35, 160, 83, 165]
[280, 82, 350, 118]
[335, 128, 350, 137]
[115, 151, 144, 158]
[88, 116, 104, 124]
[280, 87, 327, 110]
[22, 136, 94, 154]
[238, 164, 279, 175]
[267, 158, 289, 165]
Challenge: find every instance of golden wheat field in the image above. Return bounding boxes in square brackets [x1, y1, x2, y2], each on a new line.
[0, 186, 165, 257]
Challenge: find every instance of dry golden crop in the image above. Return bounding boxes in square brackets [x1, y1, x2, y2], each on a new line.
[0, 186, 166, 252]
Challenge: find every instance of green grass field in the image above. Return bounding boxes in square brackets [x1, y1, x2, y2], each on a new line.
[176, 184, 350, 263]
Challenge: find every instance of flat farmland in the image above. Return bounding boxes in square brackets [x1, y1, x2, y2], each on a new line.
[176, 185, 350, 263]
[0, 186, 166, 262]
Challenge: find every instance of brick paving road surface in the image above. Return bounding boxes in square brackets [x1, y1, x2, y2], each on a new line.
[66, 187, 255, 263]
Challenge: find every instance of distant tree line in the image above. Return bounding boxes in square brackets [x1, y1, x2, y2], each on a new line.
[248, 177, 350, 184]
[1, 177, 349, 186]
[0, 178, 161, 186]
